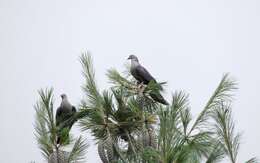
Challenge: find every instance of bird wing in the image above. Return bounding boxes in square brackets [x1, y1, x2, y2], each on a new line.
[55, 106, 63, 127]
[135, 65, 156, 84]
[149, 92, 169, 105]
[72, 106, 76, 113]
[55, 102, 77, 144]
[56, 105, 75, 127]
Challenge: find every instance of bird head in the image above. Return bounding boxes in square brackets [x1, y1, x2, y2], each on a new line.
[60, 94, 67, 99]
[127, 55, 139, 62]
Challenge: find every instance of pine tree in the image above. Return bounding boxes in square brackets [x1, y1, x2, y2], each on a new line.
[34, 89, 88, 163]
[34, 52, 258, 163]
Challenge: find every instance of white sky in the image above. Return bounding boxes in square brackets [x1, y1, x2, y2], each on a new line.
[0, 0, 259, 162]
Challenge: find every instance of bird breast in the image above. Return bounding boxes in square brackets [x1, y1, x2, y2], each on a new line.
[131, 60, 139, 68]
[61, 101, 72, 110]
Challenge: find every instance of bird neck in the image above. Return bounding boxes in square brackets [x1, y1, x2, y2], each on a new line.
[131, 60, 139, 68]
[61, 98, 70, 107]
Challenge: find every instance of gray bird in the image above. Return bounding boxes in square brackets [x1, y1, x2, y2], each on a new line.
[55, 94, 76, 144]
[127, 55, 169, 105]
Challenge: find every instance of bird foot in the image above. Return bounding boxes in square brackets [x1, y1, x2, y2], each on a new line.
[137, 82, 145, 96]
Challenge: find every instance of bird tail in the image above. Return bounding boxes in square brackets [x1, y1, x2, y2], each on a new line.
[56, 128, 70, 145]
[150, 92, 169, 105]
[57, 137, 61, 144]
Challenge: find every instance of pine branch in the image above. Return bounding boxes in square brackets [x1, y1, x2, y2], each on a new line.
[107, 68, 133, 85]
[34, 88, 89, 162]
[246, 157, 259, 163]
[107, 68, 137, 91]
[205, 142, 225, 163]
[58, 108, 90, 131]
[80, 52, 102, 108]
[68, 136, 89, 162]
[157, 91, 190, 162]
[180, 106, 192, 136]
[188, 73, 237, 135]
[34, 88, 55, 160]
[212, 103, 239, 163]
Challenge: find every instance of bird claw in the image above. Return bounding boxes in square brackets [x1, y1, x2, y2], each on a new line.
[137, 82, 145, 96]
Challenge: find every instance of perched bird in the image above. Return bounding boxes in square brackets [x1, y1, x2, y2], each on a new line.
[127, 55, 169, 105]
[55, 94, 77, 144]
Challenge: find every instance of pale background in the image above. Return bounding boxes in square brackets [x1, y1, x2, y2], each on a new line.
[0, 0, 259, 162]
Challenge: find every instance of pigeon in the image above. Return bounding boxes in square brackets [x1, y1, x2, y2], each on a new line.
[128, 55, 169, 105]
[55, 94, 76, 144]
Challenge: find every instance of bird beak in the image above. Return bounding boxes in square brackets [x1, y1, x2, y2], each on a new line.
[127, 56, 131, 60]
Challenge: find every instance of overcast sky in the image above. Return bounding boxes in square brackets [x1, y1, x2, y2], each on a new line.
[0, 0, 259, 162]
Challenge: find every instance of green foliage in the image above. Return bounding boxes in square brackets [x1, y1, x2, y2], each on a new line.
[189, 74, 237, 134]
[34, 88, 55, 160]
[34, 52, 258, 163]
[246, 158, 259, 163]
[212, 103, 241, 163]
[34, 88, 88, 162]
[79, 53, 160, 162]
[77, 53, 258, 163]
[205, 142, 225, 163]
[142, 147, 160, 163]
[80, 52, 102, 108]
[68, 136, 89, 162]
